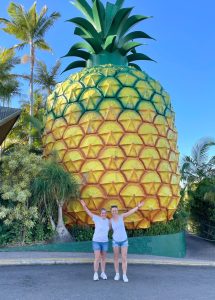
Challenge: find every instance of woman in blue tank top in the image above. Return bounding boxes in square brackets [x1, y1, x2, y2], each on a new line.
[110, 201, 144, 283]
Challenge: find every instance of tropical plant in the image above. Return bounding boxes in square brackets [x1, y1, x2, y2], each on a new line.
[181, 137, 215, 187]
[0, 145, 43, 244]
[43, 0, 180, 229]
[0, 48, 20, 106]
[188, 176, 215, 240]
[3, 92, 46, 152]
[34, 60, 61, 95]
[0, 2, 60, 143]
[31, 159, 79, 241]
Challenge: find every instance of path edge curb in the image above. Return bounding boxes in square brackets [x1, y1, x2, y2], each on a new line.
[0, 258, 215, 267]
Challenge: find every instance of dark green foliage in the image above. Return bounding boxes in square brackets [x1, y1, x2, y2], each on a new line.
[0, 221, 21, 246]
[69, 224, 94, 241]
[32, 158, 79, 207]
[189, 177, 215, 240]
[0, 219, 53, 246]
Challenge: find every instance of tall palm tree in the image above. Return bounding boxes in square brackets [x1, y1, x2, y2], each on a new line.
[0, 48, 20, 106]
[181, 137, 215, 186]
[34, 60, 61, 95]
[0, 2, 60, 143]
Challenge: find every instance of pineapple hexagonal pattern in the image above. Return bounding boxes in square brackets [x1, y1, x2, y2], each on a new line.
[43, 65, 180, 229]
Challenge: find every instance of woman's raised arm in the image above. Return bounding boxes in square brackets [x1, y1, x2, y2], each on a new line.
[121, 201, 144, 219]
[80, 199, 94, 218]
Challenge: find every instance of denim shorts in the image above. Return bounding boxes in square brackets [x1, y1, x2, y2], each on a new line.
[92, 241, 109, 252]
[112, 239, 129, 248]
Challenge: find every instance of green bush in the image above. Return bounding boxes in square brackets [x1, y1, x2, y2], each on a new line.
[69, 224, 94, 241]
[0, 221, 21, 246]
[0, 147, 54, 247]
[0, 218, 54, 246]
[188, 176, 215, 239]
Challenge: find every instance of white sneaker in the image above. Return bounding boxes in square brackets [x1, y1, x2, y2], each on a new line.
[114, 273, 120, 281]
[100, 272, 107, 280]
[123, 274, 128, 282]
[93, 272, 99, 281]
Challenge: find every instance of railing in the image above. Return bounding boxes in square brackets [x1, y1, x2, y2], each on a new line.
[186, 220, 215, 242]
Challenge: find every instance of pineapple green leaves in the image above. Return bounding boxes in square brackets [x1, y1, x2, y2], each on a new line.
[64, 0, 154, 71]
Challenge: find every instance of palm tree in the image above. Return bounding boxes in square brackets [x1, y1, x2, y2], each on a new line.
[0, 48, 20, 106]
[0, 2, 60, 143]
[181, 137, 215, 186]
[0, 80, 19, 107]
[34, 60, 61, 95]
[4, 91, 46, 154]
[32, 159, 79, 241]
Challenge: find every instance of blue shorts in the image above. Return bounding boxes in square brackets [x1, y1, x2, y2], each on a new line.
[112, 239, 129, 248]
[92, 241, 109, 252]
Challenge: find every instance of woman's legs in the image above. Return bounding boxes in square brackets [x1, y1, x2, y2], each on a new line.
[121, 246, 128, 275]
[113, 246, 120, 274]
[94, 250, 101, 273]
[100, 251, 106, 273]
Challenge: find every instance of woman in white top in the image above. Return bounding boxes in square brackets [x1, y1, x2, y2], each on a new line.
[80, 200, 110, 281]
[111, 201, 144, 283]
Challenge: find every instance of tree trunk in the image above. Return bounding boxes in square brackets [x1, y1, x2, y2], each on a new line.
[48, 88, 52, 95]
[21, 227, 26, 245]
[55, 203, 72, 242]
[43, 195, 56, 232]
[49, 215, 56, 231]
[29, 41, 35, 145]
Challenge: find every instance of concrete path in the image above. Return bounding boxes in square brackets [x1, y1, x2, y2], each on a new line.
[1, 264, 215, 300]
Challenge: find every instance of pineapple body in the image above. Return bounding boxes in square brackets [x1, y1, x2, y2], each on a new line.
[43, 65, 180, 229]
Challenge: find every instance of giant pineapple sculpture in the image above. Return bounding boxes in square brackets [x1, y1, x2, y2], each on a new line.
[43, 0, 180, 229]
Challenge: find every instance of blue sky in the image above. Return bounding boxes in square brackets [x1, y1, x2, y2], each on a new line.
[0, 0, 214, 158]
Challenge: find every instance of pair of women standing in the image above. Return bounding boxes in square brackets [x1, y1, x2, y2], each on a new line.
[80, 200, 144, 283]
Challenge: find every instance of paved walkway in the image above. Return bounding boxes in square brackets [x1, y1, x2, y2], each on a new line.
[1, 264, 215, 300]
[0, 233, 214, 267]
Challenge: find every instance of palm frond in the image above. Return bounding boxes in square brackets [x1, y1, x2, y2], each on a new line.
[0, 48, 20, 103]
[11, 42, 28, 51]
[25, 114, 44, 137]
[0, 2, 60, 45]
[35, 12, 60, 39]
[34, 39, 52, 51]
[192, 137, 215, 166]
[50, 60, 61, 77]
[34, 60, 61, 94]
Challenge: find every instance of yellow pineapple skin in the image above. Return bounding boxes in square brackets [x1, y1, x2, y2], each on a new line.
[43, 65, 180, 229]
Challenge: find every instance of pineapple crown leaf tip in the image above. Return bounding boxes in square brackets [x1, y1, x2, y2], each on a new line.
[64, 0, 154, 71]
